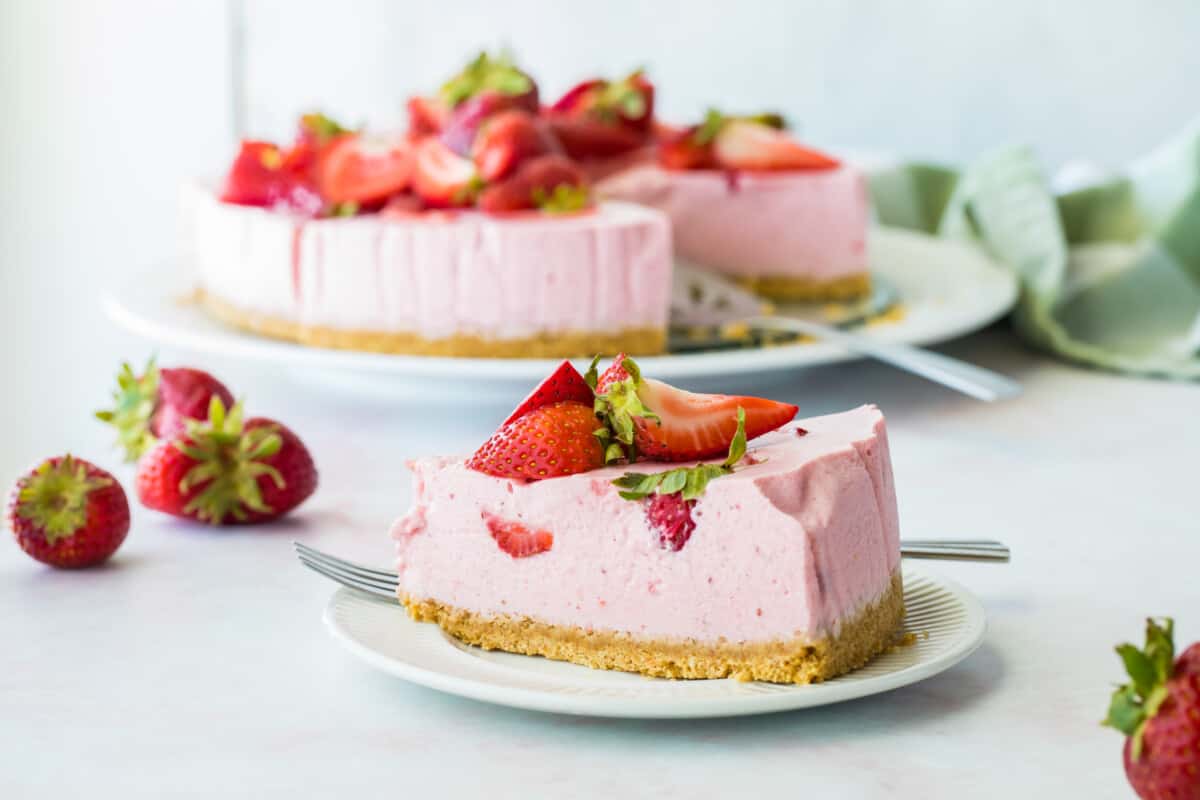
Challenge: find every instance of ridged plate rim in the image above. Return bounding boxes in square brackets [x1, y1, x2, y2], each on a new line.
[322, 565, 987, 718]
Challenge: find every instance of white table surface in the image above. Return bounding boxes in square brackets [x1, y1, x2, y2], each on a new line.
[3, 323, 1197, 799]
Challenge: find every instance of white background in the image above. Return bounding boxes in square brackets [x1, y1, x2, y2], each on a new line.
[2, 2, 1200, 797]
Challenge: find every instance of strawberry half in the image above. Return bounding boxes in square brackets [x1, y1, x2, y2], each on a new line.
[471, 110, 561, 182]
[466, 400, 604, 481]
[501, 360, 595, 427]
[220, 140, 324, 216]
[96, 359, 234, 462]
[592, 354, 797, 462]
[482, 513, 553, 558]
[318, 133, 415, 205]
[407, 95, 448, 137]
[135, 397, 317, 525]
[7, 455, 130, 569]
[412, 137, 480, 208]
[713, 119, 839, 171]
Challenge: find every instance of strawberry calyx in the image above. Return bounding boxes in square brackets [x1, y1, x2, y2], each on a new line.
[13, 455, 113, 544]
[532, 183, 591, 214]
[95, 358, 160, 462]
[611, 408, 746, 501]
[439, 52, 533, 109]
[175, 396, 285, 524]
[298, 111, 351, 146]
[584, 354, 659, 463]
[1105, 617, 1178, 760]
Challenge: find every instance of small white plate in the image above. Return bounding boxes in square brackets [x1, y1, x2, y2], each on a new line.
[104, 227, 1016, 399]
[324, 566, 986, 719]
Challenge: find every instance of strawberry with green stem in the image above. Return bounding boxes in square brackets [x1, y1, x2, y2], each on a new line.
[96, 358, 234, 462]
[7, 455, 130, 568]
[1105, 617, 1200, 799]
[135, 397, 317, 524]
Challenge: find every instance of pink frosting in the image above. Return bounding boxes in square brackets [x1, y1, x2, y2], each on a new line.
[184, 184, 673, 340]
[597, 165, 869, 280]
[391, 406, 900, 644]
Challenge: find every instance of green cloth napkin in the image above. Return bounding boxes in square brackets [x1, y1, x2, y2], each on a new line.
[868, 123, 1200, 379]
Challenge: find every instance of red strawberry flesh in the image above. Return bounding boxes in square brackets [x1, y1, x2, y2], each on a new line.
[483, 513, 553, 558]
[477, 154, 586, 213]
[646, 492, 696, 551]
[471, 110, 561, 182]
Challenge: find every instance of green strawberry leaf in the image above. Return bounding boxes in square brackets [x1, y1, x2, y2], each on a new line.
[610, 407, 749, 502]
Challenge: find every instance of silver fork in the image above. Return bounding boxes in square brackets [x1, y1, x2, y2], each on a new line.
[294, 538, 1010, 598]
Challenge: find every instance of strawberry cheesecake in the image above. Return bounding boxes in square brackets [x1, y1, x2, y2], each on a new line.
[598, 112, 870, 302]
[392, 356, 903, 683]
[189, 55, 672, 358]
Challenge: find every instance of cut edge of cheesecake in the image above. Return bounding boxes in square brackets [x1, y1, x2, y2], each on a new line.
[402, 570, 904, 684]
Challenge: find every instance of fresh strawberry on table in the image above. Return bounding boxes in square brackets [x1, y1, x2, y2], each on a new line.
[135, 397, 317, 524]
[477, 154, 589, 213]
[590, 353, 797, 462]
[1105, 618, 1200, 800]
[7, 455, 130, 568]
[96, 358, 234, 462]
[412, 137, 480, 208]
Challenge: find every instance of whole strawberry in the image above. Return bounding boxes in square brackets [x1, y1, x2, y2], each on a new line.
[1105, 618, 1200, 799]
[136, 397, 317, 524]
[96, 358, 234, 461]
[7, 455, 130, 568]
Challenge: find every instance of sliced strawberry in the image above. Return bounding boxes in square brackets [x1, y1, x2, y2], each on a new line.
[318, 133, 415, 205]
[713, 119, 840, 171]
[407, 95, 448, 136]
[477, 154, 587, 213]
[471, 110, 560, 182]
[482, 513, 553, 558]
[412, 137, 479, 208]
[440, 89, 541, 156]
[220, 140, 323, 216]
[466, 400, 603, 480]
[658, 126, 715, 170]
[595, 354, 797, 462]
[501, 360, 595, 427]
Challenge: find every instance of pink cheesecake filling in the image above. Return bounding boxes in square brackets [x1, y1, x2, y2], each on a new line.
[183, 184, 672, 340]
[597, 164, 869, 280]
[392, 405, 899, 644]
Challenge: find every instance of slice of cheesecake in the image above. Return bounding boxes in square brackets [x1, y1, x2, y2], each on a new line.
[391, 358, 903, 684]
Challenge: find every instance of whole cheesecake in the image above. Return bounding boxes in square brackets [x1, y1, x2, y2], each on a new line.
[392, 356, 903, 684]
[599, 162, 870, 302]
[185, 185, 672, 358]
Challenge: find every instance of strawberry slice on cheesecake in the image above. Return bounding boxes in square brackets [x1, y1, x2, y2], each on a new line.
[392, 356, 904, 684]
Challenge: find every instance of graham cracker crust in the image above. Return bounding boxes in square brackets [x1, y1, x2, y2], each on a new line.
[198, 290, 666, 358]
[733, 272, 871, 303]
[403, 570, 904, 684]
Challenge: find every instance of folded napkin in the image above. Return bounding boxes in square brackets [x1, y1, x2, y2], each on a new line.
[869, 122, 1200, 379]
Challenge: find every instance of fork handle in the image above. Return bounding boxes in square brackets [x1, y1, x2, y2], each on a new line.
[750, 316, 1021, 402]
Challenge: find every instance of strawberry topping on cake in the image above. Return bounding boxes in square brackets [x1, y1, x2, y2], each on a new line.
[658, 110, 839, 173]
